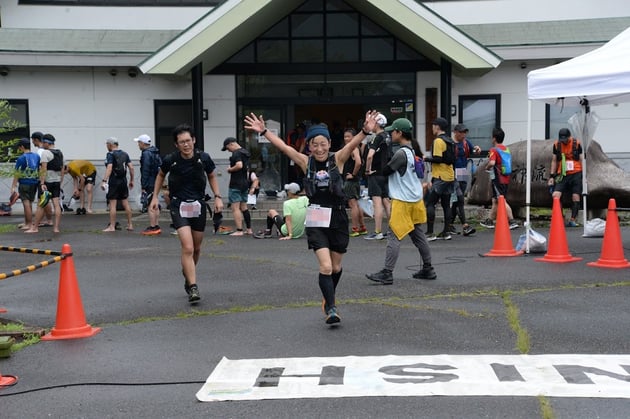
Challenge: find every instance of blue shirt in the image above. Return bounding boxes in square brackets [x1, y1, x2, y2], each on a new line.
[15, 152, 40, 185]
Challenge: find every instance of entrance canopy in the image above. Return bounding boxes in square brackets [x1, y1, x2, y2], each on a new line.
[528, 26, 630, 106]
[139, 0, 500, 76]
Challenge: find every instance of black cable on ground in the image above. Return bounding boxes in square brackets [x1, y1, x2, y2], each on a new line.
[0, 379, 206, 397]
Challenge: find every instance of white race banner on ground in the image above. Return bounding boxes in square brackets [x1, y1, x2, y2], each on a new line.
[197, 354, 630, 401]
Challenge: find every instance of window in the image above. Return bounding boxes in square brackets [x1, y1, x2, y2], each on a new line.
[546, 103, 582, 140]
[224, 0, 430, 68]
[154, 100, 193, 156]
[0, 99, 29, 161]
[458, 95, 501, 152]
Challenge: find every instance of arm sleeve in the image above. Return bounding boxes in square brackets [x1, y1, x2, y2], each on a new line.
[383, 150, 407, 177]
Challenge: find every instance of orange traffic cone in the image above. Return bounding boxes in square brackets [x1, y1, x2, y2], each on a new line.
[587, 198, 630, 269]
[41, 244, 101, 341]
[484, 195, 523, 257]
[0, 369, 18, 388]
[536, 197, 582, 263]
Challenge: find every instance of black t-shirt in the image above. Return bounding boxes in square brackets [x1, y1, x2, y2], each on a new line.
[161, 151, 215, 201]
[228, 148, 250, 190]
[368, 132, 389, 174]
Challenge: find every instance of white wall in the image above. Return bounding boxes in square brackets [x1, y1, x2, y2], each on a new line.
[0, 68, 195, 160]
[426, 0, 630, 24]
[0, 0, 209, 30]
[413, 62, 630, 154]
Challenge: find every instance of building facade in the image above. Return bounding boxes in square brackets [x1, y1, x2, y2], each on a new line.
[1, 0, 630, 196]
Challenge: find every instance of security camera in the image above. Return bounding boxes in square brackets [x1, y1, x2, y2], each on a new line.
[128, 68, 138, 78]
[109, 68, 118, 77]
[520, 62, 527, 69]
[0, 67, 9, 77]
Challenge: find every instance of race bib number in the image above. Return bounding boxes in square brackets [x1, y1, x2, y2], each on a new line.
[305, 205, 332, 228]
[455, 167, 468, 181]
[566, 160, 574, 171]
[179, 200, 202, 218]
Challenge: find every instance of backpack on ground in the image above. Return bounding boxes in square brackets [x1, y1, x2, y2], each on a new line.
[495, 146, 512, 175]
[112, 150, 127, 178]
[437, 134, 456, 165]
[47, 149, 63, 171]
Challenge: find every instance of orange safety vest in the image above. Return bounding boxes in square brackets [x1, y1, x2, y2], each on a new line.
[554, 138, 582, 175]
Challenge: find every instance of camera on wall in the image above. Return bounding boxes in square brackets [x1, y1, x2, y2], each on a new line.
[109, 68, 118, 77]
[128, 68, 138, 78]
[0, 67, 9, 77]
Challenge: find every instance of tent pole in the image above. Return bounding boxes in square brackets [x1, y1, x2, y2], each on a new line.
[580, 101, 589, 235]
[525, 100, 532, 253]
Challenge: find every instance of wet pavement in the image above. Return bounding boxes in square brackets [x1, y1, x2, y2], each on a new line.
[0, 209, 629, 418]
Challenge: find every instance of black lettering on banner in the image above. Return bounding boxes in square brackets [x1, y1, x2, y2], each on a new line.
[254, 366, 345, 387]
[379, 363, 458, 384]
[554, 364, 630, 384]
[490, 363, 526, 382]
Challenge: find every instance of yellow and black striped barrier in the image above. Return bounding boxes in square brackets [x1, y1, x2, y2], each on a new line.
[0, 246, 71, 280]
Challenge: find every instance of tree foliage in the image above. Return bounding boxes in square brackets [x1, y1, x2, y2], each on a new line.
[0, 99, 27, 175]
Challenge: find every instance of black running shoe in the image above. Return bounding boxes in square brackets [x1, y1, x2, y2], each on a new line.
[366, 269, 393, 285]
[188, 284, 200, 302]
[413, 267, 437, 280]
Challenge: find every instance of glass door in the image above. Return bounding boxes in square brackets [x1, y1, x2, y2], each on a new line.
[238, 105, 285, 194]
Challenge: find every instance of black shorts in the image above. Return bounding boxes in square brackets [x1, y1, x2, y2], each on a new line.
[44, 182, 61, 198]
[343, 180, 361, 200]
[306, 209, 349, 254]
[106, 178, 129, 201]
[84, 171, 97, 185]
[367, 175, 389, 198]
[170, 198, 207, 232]
[554, 172, 582, 195]
[491, 180, 508, 198]
[18, 183, 38, 202]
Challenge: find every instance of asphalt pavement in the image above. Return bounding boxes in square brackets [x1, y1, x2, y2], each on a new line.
[0, 208, 629, 418]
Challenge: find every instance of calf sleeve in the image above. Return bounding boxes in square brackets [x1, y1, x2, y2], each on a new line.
[331, 269, 342, 290]
[242, 209, 251, 229]
[318, 273, 335, 310]
[571, 201, 580, 219]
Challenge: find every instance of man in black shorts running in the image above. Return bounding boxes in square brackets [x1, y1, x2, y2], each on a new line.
[149, 124, 223, 303]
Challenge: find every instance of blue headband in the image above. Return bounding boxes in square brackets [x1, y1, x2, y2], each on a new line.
[306, 124, 330, 141]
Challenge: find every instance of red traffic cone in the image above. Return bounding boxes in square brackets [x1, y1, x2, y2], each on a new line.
[536, 197, 582, 263]
[41, 244, 101, 341]
[484, 195, 523, 257]
[588, 198, 630, 269]
[0, 369, 18, 388]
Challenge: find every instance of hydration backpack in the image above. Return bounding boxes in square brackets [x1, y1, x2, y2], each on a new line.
[112, 150, 128, 178]
[495, 146, 512, 175]
[436, 134, 456, 165]
[47, 149, 64, 171]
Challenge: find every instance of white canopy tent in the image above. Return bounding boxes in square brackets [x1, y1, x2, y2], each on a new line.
[525, 26, 630, 243]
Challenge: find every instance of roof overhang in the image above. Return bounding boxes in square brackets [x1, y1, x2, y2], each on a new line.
[139, 0, 501, 77]
[139, 0, 303, 75]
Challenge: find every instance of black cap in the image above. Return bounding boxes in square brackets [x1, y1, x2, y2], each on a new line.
[31, 131, 43, 140]
[558, 128, 571, 141]
[221, 137, 237, 151]
[18, 138, 31, 148]
[453, 123, 468, 132]
[432, 117, 448, 131]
